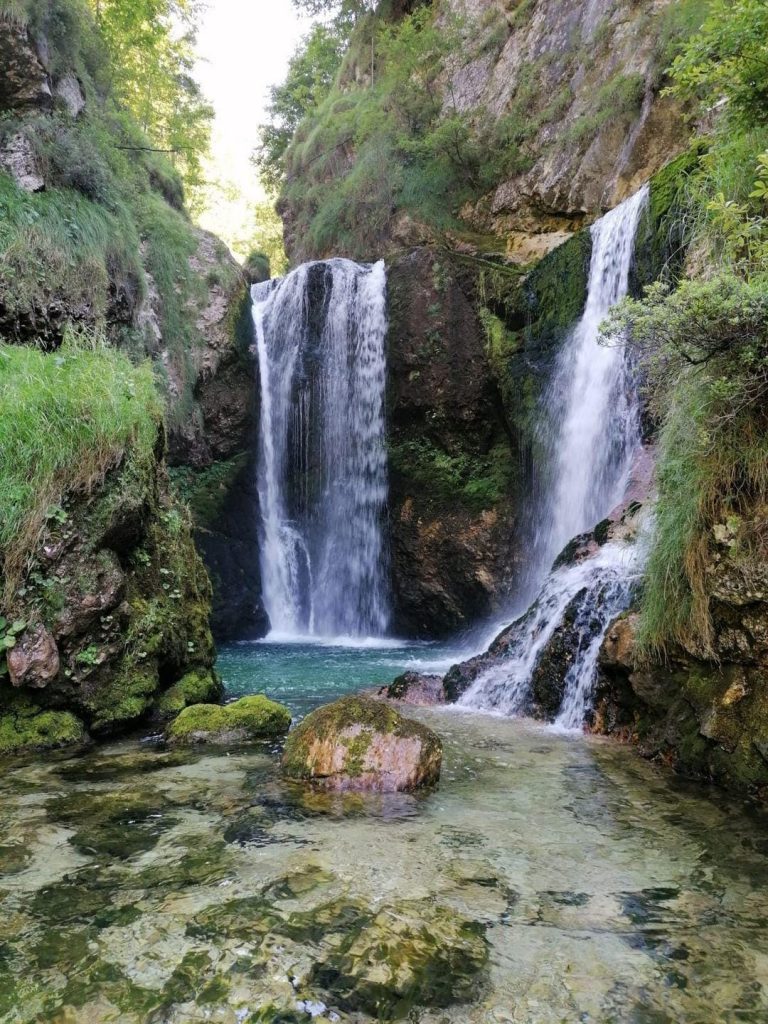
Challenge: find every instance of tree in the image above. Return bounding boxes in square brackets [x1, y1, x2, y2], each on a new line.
[668, 0, 768, 126]
[89, 0, 213, 195]
[254, 22, 346, 192]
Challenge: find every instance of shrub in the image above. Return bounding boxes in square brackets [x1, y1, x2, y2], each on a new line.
[603, 275, 768, 655]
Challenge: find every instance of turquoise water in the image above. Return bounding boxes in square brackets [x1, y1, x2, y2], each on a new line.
[216, 638, 462, 717]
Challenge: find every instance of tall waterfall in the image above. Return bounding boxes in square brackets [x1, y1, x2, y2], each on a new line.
[252, 258, 390, 640]
[459, 187, 649, 726]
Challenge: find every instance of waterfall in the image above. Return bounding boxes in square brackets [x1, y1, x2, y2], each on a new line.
[459, 186, 649, 726]
[252, 258, 390, 640]
[533, 184, 648, 574]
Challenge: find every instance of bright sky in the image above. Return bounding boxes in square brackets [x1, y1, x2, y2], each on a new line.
[194, 0, 315, 255]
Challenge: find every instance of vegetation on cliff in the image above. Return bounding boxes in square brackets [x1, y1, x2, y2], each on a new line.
[261, 0, 709, 261]
[0, 0, 250, 750]
[606, 0, 768, 660]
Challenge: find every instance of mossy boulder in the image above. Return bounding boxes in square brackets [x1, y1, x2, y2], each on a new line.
[282, 695, 442, 792]
[155, 669, 223, 718]
[0, 700, 86, 755]
[167, 694, 291, 745]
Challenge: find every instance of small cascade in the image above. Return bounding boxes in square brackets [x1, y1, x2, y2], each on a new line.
[459, 186, 650, 726]
[252, 258, 390, 640]
[458, 542, 643, 722]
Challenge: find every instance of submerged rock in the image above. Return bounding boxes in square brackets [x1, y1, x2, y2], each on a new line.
[313, 900, 488, 1017]
[282, 695, 442, 792]
[167, 694, 291, 745]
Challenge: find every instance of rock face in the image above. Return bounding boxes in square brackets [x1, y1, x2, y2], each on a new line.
[445, 0, 688, 256]
[0, 17, 263, 643]
[280, 0, 690, 265]
[386, 248, 520, 636]
[7, 625, 60, 689]
[167, 695, 291, 744]
[282, 696, 443, 792]
[0, 20, 52, 111]
[593, 520, 768, 794]
[0, 426, 220, 753]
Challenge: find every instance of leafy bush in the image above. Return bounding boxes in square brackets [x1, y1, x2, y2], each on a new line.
[604, 275, 768, 655]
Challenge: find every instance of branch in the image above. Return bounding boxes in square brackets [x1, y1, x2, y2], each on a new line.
[114, 146, 192, 153]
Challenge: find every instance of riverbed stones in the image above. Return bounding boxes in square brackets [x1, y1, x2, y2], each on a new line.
[166, 694, 291, 744]
[281, 695, 442, 792]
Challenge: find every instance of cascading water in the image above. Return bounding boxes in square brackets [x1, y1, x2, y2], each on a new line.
[459, 186, 650, 727]
[252, 258, 390, 640]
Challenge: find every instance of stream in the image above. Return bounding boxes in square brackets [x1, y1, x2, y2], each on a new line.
[1, 649, 768, 1023]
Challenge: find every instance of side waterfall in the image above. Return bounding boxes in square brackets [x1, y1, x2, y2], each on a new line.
[459, 186, 649, 727]
[252, 259, 390, 640]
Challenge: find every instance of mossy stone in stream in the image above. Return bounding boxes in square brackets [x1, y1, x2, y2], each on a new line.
[282, 695, 442, 792]
[155, 668, 224, 717]
[186, 895, 281, 942]
[167, 694, 291, 744]
[312, 900, 488, 1018]
[46, 788, 176, 859]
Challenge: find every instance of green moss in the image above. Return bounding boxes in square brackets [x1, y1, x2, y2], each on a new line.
[0, 700, 86, 755]
[633, 143, 707, 289]
[170, 453, 249, 529]
[167, 694, 291, 743]
[388, 437, 515, 511]
[155, 668, 223, 717]
[525, 229, 592, 346]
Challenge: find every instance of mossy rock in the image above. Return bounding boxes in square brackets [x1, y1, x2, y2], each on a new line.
[282, 695, 442, 792]
[167, 694, 291, 745]
[155, 669, 224, 718]
[0, 701, 87, 756]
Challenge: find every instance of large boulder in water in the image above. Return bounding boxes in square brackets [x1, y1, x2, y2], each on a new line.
[282, 696, 442, 792]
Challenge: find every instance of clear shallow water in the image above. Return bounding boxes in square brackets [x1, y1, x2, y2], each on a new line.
[2, 708, 768, 1023]
[217, 638, 462, 719]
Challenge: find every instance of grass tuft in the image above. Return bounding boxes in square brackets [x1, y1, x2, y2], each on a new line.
[0, 333, 162, 598]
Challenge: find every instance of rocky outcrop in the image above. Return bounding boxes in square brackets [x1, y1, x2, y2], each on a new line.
[446, 0, 689, 257]
[0, 19, 52, 112]
[386, 248, 520, 636]
[282, 695, 443, 792]
[384, 671, 446, 706]
[0, 13, 264, 641]
[593, 519, 768, 794]
[0, 427, 220, 753]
